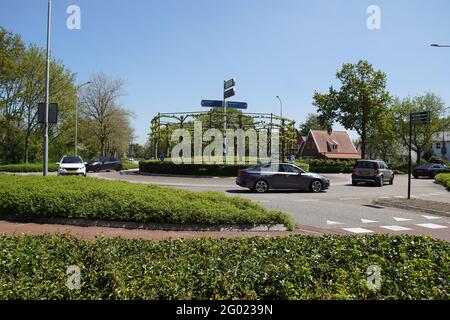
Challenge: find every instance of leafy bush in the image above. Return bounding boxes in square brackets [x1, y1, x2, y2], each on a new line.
[139, 161, 253, 176]
[299, 159, 354, 173]
[121, 162, 139, 170]
[435, 173, 450, 191]
[0, 163, 57, 172]
[0, 234, 448, 299]
[0, 174, 293, 228]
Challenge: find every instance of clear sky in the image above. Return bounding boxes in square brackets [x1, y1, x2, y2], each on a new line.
[1, 0, 450, 144]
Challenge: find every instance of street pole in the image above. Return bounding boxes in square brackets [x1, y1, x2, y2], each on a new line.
[408, 113, 412, 200]
[43, 0, 51, 176]
[223, 81, 227, 156]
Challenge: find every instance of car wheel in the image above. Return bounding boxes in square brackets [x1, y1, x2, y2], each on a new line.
[413, 175, 418, 179]
[254, 180, 269, 193]
[377, 176, 384, 187]
[389, 176, 394, 185]
[311, 180, 323, 193]
[352, 180, 358, 186]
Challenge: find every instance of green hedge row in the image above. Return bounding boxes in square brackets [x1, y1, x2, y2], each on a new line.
[0, 234, 448, 299]
[121, 162, 139, 170]
[139, 161, 252, 176]
[0, 174, 293, 228]
[435, 173, 450, 191]
[0, 163, 57, 172]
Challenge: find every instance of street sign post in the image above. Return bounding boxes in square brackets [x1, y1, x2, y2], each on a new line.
[201, 100, 247, 109]
[223, 79, 236, 155]
[408, 111, 431, 199]
[38, 103, 58, 124]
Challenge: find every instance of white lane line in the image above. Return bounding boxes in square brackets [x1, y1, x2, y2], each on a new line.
[394, 196, 404, 199]
[393, 217, 412, 222]
[256, 200, 271, 203]
[379, 197, 390, 199]
[361, 219, 378, 224]
[422, 215, 442, 220]
[327, 220, 344, 225]
[342, 227, 374, 234]
[380, 225, 413, 231]
[416, 223, 448, 230]
[339, 197, 361, 201]
[294, 199, 320, 202]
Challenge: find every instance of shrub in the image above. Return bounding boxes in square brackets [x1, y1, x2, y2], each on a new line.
[435, 173, 450, 191]
[0, 174, 293, 228]
[139, 161, 252, 176]
[0, 234, 448, 299]
[299, 159, 354, 173]
[0, 163, 57, 172]
[121, 162, 139, 170]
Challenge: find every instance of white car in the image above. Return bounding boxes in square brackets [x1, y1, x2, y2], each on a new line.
[57, 156, 87, 177]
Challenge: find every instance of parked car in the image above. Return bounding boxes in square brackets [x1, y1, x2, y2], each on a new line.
[236, 163, 330, 193]
[86, 157, 122, 172]
[413, 163, 450, 179]
[57, 156, 87, 177]
[352, 160, 394, 187]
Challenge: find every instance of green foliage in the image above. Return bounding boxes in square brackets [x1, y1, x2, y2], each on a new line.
[0, 174, 293, 228]
[434, 173, 450, 190]
[0, 234, 448, 299]
[0, 163, 57, 172]
[314, 60, 391, 159]
[299, 159, 355, 173]
[121, 162, 139, 170]
[140, 161, 252, 177]
[299, 114, 329, 137]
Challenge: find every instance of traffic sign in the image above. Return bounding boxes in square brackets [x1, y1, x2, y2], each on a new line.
[201, 100, 248, 109]
[224, 88, 235, 99]
[224, 78, 236, 90]
[411, 111, 431, 125]
[38, 103, 59, 124]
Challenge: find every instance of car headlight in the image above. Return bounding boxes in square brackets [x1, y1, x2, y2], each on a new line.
[59, 168, 67, 172]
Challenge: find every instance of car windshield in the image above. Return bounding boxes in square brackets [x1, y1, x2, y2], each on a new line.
[355, 161, 377, 169]
[61, 157, 82, 164]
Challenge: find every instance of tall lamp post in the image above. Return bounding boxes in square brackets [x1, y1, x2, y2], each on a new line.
[43, 0, 52, 176]
[430, 44, 450, 160]
[75, 81, 91, 156]
[276, 96, 284, 162]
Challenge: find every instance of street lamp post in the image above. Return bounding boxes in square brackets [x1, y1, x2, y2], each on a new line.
[276, 96, 284, 162]
[75, 81, 91, 156]
[43, 0, 52, 176]
[430, 44, 450, 161]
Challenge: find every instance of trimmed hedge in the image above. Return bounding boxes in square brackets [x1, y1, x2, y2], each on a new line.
[435, 173, 450, 191]
[299, 159, 354, 174]
[0, 234, 448, 299]
[140, 161, 253, 176]
[0, 163, 57, 172]
[0, 174, 293, 228]
[121, 162, 139, 170]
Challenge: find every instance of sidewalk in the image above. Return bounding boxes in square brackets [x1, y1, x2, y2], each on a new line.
[0, 219, 341, 241]
[374, 198, 450, 217]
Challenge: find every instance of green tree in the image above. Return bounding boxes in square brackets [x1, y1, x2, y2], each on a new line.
[392, 93, 447, 164]
[299, 113, 329, 136]
[313, 60, 391, 159]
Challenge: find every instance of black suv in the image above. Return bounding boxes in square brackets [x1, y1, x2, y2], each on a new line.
[86, 157, 122, 172]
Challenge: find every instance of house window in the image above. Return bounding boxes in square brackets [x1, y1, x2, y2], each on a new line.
[331, 144, 338, 151]
[436, 143, 441, 149]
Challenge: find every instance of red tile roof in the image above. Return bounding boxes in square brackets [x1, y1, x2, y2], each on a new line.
[310, 130, 361, 159]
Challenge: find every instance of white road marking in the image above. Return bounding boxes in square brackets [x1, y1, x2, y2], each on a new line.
[422, 215, 441, 220]
[342, 227, 374, 234]
[339, 197, 361, 201]
[394, 196, 404, 199]
[380, 225, 412, 231]
[379, 197, 390, 199]
[361, 219, 378, 224]
[393, 217, 412, 222]
[294, 199, 320, 202]
[327, 220, 344, 225]
[416, 223, 448, 230]
[257, 200, 271, 203]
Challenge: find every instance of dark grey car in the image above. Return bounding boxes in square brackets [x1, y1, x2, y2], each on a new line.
[236, 163, 330, 193]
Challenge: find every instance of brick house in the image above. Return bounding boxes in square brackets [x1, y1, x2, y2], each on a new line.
[299, 130, 361, 160]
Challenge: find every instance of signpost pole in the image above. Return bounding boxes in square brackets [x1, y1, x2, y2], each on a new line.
[43, 0, 51, 176]
[223, 81, 227, 156]
[408, 113, 412, 200]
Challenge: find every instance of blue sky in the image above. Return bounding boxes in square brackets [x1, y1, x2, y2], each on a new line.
[1, 0, 450, 144]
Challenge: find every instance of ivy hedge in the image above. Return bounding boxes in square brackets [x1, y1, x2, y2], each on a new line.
[0, 234, 448, 299]
[0, 174, 293, 228]
[435, 173, 450, 191]
[0, 163, 57, 172]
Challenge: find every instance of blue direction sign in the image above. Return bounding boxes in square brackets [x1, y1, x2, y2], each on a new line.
[201, 100, 248, 109]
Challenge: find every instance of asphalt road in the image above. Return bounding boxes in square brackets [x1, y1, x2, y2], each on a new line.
[92, 171, 450, 240]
